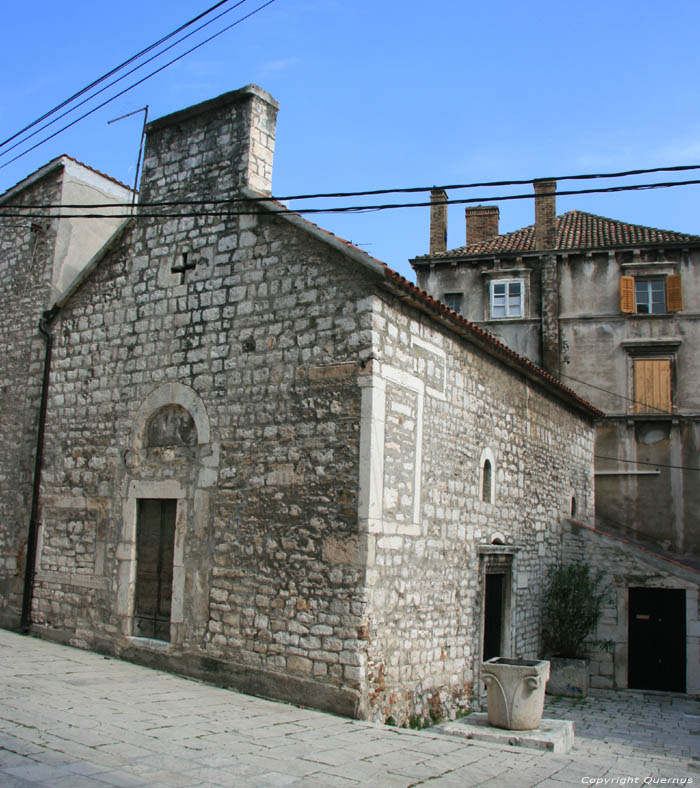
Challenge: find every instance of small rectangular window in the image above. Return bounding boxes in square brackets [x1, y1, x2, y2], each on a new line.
[444, 292, 463, 314]
[635, 279, 666, 314]
[620, 275, 683, 315]
[490, 280, 523, 318]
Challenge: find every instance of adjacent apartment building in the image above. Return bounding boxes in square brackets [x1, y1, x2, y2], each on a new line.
[0, 86, 601, 723]
[411, 184, 700, 694]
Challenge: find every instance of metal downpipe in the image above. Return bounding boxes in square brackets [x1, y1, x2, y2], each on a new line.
[20, 307, 58, 634]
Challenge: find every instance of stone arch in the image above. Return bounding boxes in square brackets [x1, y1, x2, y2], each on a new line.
[119, 383, 214, 647]
[132, 382, 210, 456]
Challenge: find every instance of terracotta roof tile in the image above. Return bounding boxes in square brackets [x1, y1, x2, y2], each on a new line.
[416, 209, 700, 259]
[250, 193, 602, 418]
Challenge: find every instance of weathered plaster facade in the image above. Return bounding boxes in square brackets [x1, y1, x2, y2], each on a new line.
[1, 86, 598, 723]
[411, 188, 700, 694]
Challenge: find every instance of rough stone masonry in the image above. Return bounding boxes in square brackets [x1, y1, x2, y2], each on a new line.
[0, 85, 598, 725]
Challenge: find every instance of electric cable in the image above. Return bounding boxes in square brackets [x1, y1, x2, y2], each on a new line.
[558, 373, 673, 416]
[0, 0, 253, 160]
[0, 0, 242, 152]
[595, 455, 700, 472]
[4, 176, 700, 217]
[0, 0, 278, 170]
[4, 167, 700, 209]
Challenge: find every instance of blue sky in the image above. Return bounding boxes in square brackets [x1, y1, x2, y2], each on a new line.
[3, 0, 700, 281]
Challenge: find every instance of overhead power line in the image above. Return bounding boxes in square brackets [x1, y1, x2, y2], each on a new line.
[559, 373, 673, 416]
[0, 0, 278, 170]
[0, 0, 253, 161]
[595, 455, 700, 472]
[3, 164, 700, 209]
[0, 0, 241, 153]
[5, 176, 700, 218]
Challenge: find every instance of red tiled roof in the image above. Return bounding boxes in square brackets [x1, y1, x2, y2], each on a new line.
[249, 192, 603, 419]
[415, 209, 700, 259]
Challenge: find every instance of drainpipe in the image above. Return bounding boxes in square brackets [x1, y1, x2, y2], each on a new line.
[20, 307, 59, 634]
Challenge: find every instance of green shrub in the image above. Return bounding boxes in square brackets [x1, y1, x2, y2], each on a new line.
[542, 563, 611, 659]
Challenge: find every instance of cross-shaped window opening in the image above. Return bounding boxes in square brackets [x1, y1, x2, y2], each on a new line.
[171, 252, 197, 284]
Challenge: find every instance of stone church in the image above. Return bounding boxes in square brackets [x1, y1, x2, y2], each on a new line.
[0, 85, 599, 724]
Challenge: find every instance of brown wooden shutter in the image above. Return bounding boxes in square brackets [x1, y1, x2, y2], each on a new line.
[666, 274, 683, 312]
[620, 276, 635, 313]
[634, 359, 671, 414]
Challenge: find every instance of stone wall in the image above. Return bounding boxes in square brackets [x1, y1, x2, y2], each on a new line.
[360, 294, 595, 724]
[0, 170, 61, 628]
[3, 87, 597, 723]
[30, 187, 384, 713]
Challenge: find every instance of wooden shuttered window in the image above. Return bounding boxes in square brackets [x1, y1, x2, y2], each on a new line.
[666, 273, 683, 312]
[634, 359, 672, 414]
[620, 276, 635, 313]
[620, 274, 683, 314]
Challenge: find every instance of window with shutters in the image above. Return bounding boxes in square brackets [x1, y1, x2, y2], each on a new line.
[633, 359, 672, 414]
[620, 274, 682, 314]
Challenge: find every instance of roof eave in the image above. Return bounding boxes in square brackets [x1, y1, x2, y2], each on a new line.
[382, 273, 603, 420]
[411, 238, 700, 265]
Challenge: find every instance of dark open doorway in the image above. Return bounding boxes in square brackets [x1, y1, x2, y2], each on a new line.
[483, 573, 505, 660]
[628, 587, 686, 692]
[134, 499, 176, 641]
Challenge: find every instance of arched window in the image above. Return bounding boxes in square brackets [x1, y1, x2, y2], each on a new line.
[571, 496, 577, 518]
[479, 448, 496, 504]
[482, 459, 492, 503]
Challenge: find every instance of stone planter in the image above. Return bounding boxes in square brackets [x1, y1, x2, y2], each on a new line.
[482, 657, 550, 731]
[545, 656, 589, 697]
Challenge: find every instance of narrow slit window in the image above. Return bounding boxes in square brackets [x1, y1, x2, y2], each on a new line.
[482, 460, 493, 503]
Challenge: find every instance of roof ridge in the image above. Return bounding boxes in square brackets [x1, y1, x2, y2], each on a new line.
[246, 190, 602, 419]
[414, 207, 700, 259]
[0, 154, 133, 203]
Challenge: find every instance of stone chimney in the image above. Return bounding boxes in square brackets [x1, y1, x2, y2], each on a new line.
[139, 84, 279, 204]
[534, 179, 557, 249]
[534, 179, 560, 376]
[465, 205, 499, 245]
[430, 189, 448, 254]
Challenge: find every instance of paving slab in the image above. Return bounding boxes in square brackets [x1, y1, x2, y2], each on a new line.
[1, 629, 699, 787]
[437, 712, 574, 752]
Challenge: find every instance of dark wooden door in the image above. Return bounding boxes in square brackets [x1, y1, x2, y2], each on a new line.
[628, 587, 686, 692]
[134, 499, 176, 641]
[483, 573, 504, 660]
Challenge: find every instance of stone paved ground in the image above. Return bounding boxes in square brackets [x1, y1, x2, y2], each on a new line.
[0, 629, 698, 787]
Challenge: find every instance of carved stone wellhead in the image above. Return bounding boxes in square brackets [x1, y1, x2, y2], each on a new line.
[482, 658, 550, 730]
